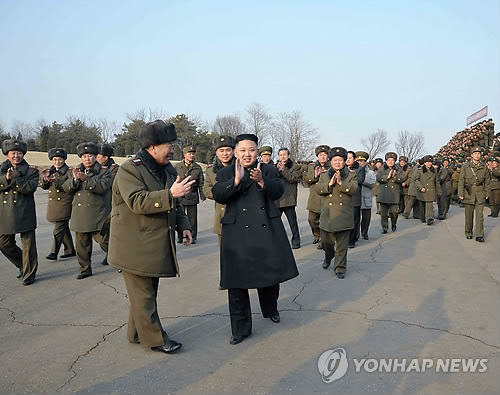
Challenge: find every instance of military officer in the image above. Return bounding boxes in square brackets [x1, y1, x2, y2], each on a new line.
[303, 145, 330, 247]
[487, 157, 500, 217]
[377, 152, 407, 233]
[398, 156, 410, 214]
[437, 158, 453, 219]
[212, 134, 299, 345]
[348, 151, 366, 248]
[259, 146, 273, 164]
[203, 135, 236, 246]
[414, 155, 441, 225]
[0, 139, 39, 285]
[40, 148, 76, 260]
[458, 147, 491, 241]
[275, 148, 302, 249]
[451, 162, 462, 205]
[372, 158, 383, 214]
[402, 160, 421, 219]
[96, 143, 119, 265]
[63, 142, 113, 279]
[109, 120, 194, 354]
[356, 151, 376, 240]
[175, 145, 205, 244]
[312, 147, 358, 278]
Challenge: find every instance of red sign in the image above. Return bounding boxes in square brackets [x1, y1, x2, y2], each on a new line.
[466, 106, 488, 126]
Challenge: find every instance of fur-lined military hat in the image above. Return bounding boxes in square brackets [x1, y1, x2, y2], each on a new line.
[183, 145, 196, 154]
[355, 151, 369, 161]
[329, 147, 347, 160]
[139, 120, 177, 148]
[213, 135, 235, 150]
[235, 133, 258, 145]
[399, 155, 409, 162]
[259, 146, 273, 156]
[433, 159, 442, 166]
[374, 157, 384, 164]
[97, 143, 114, 157]
[423, 155, 433, 163]
[2, 139, 27, 155]
[385, 152, 398, 161]
[48, 148, 67, 160]
[76, 142, 98, 157]
[315, 145, 330, 156]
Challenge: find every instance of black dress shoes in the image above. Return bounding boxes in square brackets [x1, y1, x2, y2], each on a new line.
[292, 244, 300, 249]
[177, 238, 183, 244]
[475, 237, 485, 242]
[23, 278, 35, 286]
[381, 229, 388, 234]
[427, 219, 434, 225]
[46, 253, 57, 260]
[312, 238, 319, 244]
[336, 272, 345, 279]
[270, 313, 280, 323]
[76, 271, 93, 280]
[151, 340, 183, 354]
[101, 257, 108, 265]
[362, 234, 369, 240]
[348, 243, 355, 249]
[391, 224, 397, 231]
[60, 252, 76, 258]
[466, 236, 473, 239]
[17, 270, 23, 279]
[230, 334, 248, 345]
[322, 260, 331, 269]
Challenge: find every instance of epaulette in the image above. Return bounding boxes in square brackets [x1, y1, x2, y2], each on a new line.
[111, 163, 118, 167]
[101, 166, 108, 169]
[30, 165, 38, 170]
[350, 169, 355, 173]
[131, 158, 143, 166]
[207, 164, 213, 169]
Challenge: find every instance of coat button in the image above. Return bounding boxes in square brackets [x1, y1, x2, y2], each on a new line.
[57, 198, 61, 201]
[78, 193, 81, 196]
[339, 194, 342, 197]
[221, 207, 224, 210]
[262, 224, 266, 227]
[329, 194, 332, 197]
[261, 206, 264, 209]
[340, 202, 343, 206]
[154, 202, 160, 208]
[329, 202, 332, 206]
[78, 203, 81, 206]
[13, 200, 16, 203]
[4, 191, 7, 194]
[56, 189, 60, 193]
[346, 189, 349, 192]
[3, 201, 6, 204]
[244, 225, 249, 229]
[242, 208, 247, 212]
[49, 198, 52, 201]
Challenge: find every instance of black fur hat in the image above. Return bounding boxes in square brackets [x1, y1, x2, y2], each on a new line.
[329, 147, 347, 160]
[76, 142, 98, 157]
[48, 148, 67, 160]
[213, 135, 236, 150]
[139, 120, 177, 148]
[2, 139, 27, 155]
[97, 143, 114, 157]
[315, 145, 330, 156]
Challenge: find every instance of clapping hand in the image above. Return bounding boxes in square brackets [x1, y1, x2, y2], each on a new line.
[6, 167, 14, 181]
[314, 166, 325, 178]
[171, 176, 195, 198]
[250, 162, 264, 187]
[234, 158, 245, 187]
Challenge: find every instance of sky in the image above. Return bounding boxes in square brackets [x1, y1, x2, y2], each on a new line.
[1, 0, 499, 155]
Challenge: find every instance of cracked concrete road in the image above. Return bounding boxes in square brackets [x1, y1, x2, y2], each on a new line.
[0, 186, 499, 394]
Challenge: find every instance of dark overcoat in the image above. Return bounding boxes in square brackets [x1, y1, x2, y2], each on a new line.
[40, 164, 73, 222]
[212, 162, 299, 289]
[0, 159, 39, 234]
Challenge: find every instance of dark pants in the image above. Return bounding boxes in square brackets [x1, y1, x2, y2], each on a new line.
[308, 210, 321, 241]
[280, 206, 300, 247]
[321, 229, 350, 274]
[179, 205, 197, 241]
[75, 231, 108, 273]
[490, 189, 500, 216]
[51, 220, 75, 256]
[349, 207, 361, 245]
[437, 195, 451, 219]
[399, 194, 405, 213]
[228, 285, 280, 337]
[0, 230, 38, 281]
[122, 271, 169, 348]
[418, 200, 435, 222]
[360, 208, 372, 238]
[380, 203, 399, 230]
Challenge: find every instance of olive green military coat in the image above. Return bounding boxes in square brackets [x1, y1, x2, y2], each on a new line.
[108, 153, 191, 277]
[40, 164, 74, 223]
[414, 166, 441, 201]
[303, 161, 330, 213]
[63, 162, 113, 233]
[438, 166, 453, 197]
[376, 165, 407, 204]
[276, 159, 302, 208]
[407, 167, 419, 197]
[458, 161, 491, 204]
[174, 159, 205, 206]
[311, 167, 358, 233]
[0, 160, 39, 234]
[101, 159, 120, 215]
[490, 168, 500, 191]
[203, 163, 227, 235]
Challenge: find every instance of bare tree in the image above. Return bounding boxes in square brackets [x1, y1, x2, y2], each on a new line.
[96, 118, 120, 143]
[270, 111, 319, 161]
[360, 129, 391, 159]
[213, 114, 246, 137]
[395, 130, 425, 163]
[11, 120, 36, 140]
[126, 108, 169, 123]
[245, 102, 272, 144]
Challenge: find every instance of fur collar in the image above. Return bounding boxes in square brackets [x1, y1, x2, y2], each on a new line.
[49, 163, 69, 175]
[314, 160, 331, 169]
[422, 166, 435, 174]
[328, 165, 349, 180]
[76, 161, 102, 176]
[276, 158, 294, 169]
[136, 148, 177, 184]
[213, 157, 235, 174]
[0, 159, 29, 174]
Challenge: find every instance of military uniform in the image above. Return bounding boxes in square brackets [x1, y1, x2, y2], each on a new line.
[372, 158, 384, 214]
[376, 153, 407, 232]
[63, 143, 112, 278]
[451, 166, 461, 204]
[458, 149, 491, 240]
[40, 148, 75, 259]
[437, 164, 453, 219]
[398, 157, 410, 214]
[275, 157, 302, 249]
[0, 139, 39, 284]
[312, 148, 358, 277]
[174, 146, 205, 242]
[414, 156, 441, 224]
[487, 159, 500, 217]
[402, 166, 420, 219]
[303, 145, 330, 245]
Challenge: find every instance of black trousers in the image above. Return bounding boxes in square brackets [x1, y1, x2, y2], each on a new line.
[437, 195, 451, 218]
[228, 285, 280, 337]
[349, 207, 361, 245]
[280, 206, 300, 247]
[360, 208, 372, 238]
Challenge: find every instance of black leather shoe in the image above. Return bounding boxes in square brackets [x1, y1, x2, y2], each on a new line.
[191, 240, 196, 245]
[177, 239, 183, 244]
[17, 270, 23, 279]
[151, 340, 183, 354]
[348, 243, 355, 249]
[427, 219, 434, 225]
[60, 253, 76, 258]
[475, 237, 485, 242]
[336, 272, 345, 279]
[381, 229, 388, 234]
[312, 239, 319, 244]
[76, 271, 92, 280]
[101, 257, 108, 265]
[270, 313, 280, 323]
[362, 234, 369, 240]
[292, 244, 300, 249]
[46, 253, 57, 260]
[466, 236, 473, 239]
[230, 335, 248, 345]
[23, 278, 35, 286]
[317, 243, 324, 250]
[322, 260, 331, 269]
[391, 224, 397, 231]
[218, 286, 227, 290]
[403, 214, 409, 219]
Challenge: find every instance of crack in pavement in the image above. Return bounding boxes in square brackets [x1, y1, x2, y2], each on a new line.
[290, 278, 315, 311]
[57, 323, 127, 392]
[98, 280, 129, 299]
[366, 289, 389, 312]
